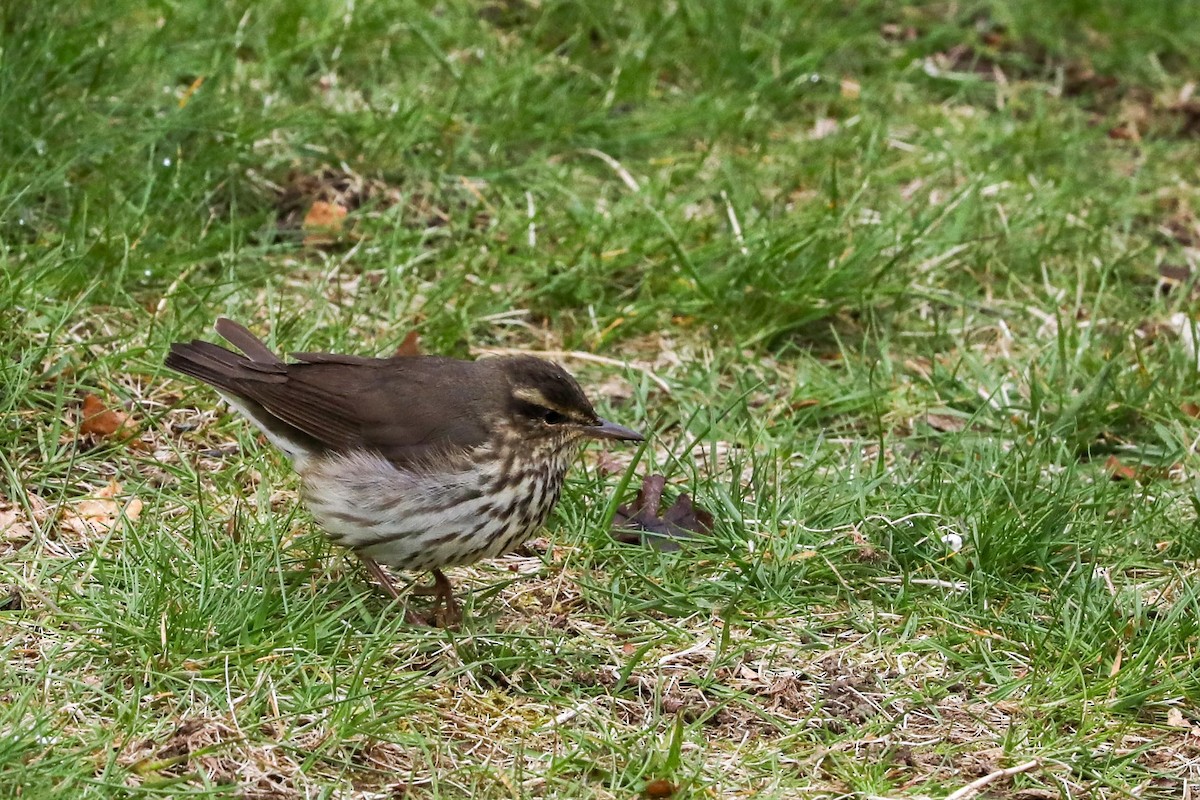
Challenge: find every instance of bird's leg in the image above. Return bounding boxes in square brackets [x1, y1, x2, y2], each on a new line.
[411, 569, 461, 627]
[360, 555, 403, 600]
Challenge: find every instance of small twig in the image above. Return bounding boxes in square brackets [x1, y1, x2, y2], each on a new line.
[154, 261, 203, 318]
[473, 346, 672, 394]
[873, 576, 969, 592]
[579, 148, 641, 193]
[721, 190, 749, 255]
[458, 175, 497, 216]
[525, 190, 537, 248]
[945, 758, 1042, 800]
[541, 698, 600, 730]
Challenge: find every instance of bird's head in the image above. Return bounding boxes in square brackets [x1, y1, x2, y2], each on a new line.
[493, 356, 643, 446]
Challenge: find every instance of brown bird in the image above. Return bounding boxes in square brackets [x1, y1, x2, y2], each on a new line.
[165, 318, 643, 623]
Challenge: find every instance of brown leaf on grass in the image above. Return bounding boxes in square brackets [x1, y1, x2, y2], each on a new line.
[301, 200, 349, 248]
[849, 526, 882, 562]
[80, 393, 136, 439]
[1108, 122, 1140, 141]
[923, 411, 967, 433]
[1181, 401, 1200, 418]
[61, 481, 143, 540]
[1105, 455, 1139, 482]
[643, 779, 677, 798]
[277, 166, 394, 221]
[612, 475, 712, 552]
[394, 330, 421, 357]
[1, 497, 37, 557]
[0, 502, 33, 543]
[268, 165, 491, 246]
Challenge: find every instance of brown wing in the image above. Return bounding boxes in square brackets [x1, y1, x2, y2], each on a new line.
[254, 354, 497, 463]
[165, 322, 499, 466]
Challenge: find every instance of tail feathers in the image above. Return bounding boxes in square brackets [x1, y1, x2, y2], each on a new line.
[165, 340, 286, 394]
[215, 317, 280, 364]
[165, 320, 318, 464]
[165, 318, 286, 393]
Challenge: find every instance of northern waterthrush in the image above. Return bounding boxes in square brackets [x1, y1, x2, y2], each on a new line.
[165, 318, 643, 622]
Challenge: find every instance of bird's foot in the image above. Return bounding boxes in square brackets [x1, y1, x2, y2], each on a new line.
[410, 569, 461, 627]
[360, 555, 403, 600]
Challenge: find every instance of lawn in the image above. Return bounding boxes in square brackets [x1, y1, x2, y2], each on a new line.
[3, 1, 1200, 797]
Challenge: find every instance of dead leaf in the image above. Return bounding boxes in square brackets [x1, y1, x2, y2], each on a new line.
[0, 499, 36, 558]
[849, 526, 881, 561]
[643, 779, 676, 798]
[923, 412, 967, 433]
[0, 502, 32, 545]
[612, 475, 713, 552]
[268, 165, 491, 244]
[61, 481, 143, 539]
[1105, 455, 1138, 482]
[80, 393, 135, 439]
[1182, 401, 1200, 418]
[302, 200, 349, 247]
[394, 330, 421, 357]
[1168, 707, 1188, 728]
[1108, 122, 1139, 141]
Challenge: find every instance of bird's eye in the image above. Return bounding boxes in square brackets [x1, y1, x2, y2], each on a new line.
[539, 408, 568, 425]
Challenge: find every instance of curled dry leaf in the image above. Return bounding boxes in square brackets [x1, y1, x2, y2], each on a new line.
[1, 499, 35, 553]
[80, 393, 137, 439]
[61, 480, 143, 539]
[612, 474, 713, 552]
[1105, 455, 1138, 482]
[643, 778, 677, 798]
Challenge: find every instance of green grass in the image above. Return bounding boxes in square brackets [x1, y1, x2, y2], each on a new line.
[4, 0, 1200, 797]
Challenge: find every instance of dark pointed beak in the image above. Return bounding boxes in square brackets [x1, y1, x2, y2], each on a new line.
[587, 418, 644, 442]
